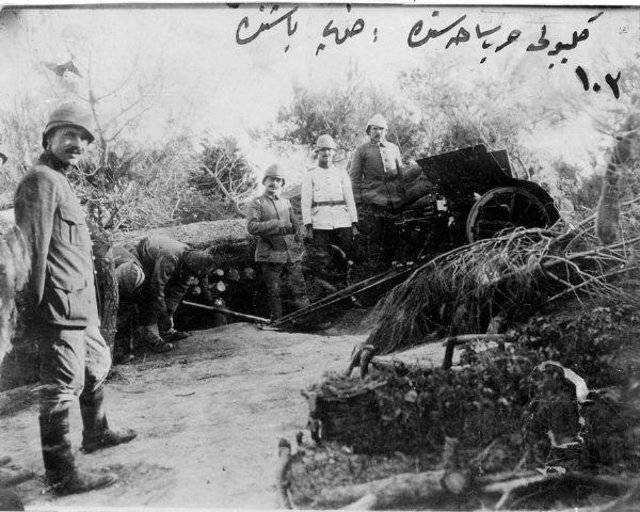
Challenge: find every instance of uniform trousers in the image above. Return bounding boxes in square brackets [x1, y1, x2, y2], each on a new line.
[36, 323, 112, 482]
[260, 261, 310, 320]
[357, 203, 399, 264]
[37, 324, 111, 416]
[312, 227, 355, 263]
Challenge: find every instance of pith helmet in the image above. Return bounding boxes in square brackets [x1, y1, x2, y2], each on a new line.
[316, 134, 337, 150]
[262, 164, 285, 186]
[366, 113, 388, 134]
[42, 102, 95, 148]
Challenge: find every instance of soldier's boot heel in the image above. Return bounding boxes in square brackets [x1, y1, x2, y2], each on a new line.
[53, 469, 118, 496]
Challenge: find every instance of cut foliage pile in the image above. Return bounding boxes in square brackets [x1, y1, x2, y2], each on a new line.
[366, 198, 640, 355]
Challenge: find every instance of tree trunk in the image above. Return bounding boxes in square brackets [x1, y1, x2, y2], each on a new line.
[93, 240, 119, 356]
[312, 469, 451, 509]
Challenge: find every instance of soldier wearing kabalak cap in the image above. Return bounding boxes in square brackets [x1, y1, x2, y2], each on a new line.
[246, 164, 312, 322]
[14, 102, 136, 495]
[348, 114, 405, 265]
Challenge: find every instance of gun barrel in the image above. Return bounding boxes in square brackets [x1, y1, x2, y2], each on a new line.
[182, 301, 270, 324]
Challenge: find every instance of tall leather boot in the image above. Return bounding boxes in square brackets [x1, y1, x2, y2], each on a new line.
[266, 285, 283, 320]
[80, 388, 137, 454]
[39, 409, 117, 495]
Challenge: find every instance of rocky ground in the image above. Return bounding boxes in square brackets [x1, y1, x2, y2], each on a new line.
[0, 309, 448, 510]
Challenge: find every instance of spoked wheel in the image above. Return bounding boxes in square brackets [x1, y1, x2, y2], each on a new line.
[466, 186, 551, 243]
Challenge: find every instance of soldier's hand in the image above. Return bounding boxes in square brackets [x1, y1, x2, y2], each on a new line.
[351, 224, 359, 237]
[278, 220, 294, 235]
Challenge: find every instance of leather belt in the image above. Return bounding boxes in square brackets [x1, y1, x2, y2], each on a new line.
[312, 200, 346, 207]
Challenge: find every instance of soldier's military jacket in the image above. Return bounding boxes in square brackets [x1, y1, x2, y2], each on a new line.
[14, 152, 100, 327]
[246, 193, 303, 264]
[301, 164, 358, 230]
[348, 139, 405, 210]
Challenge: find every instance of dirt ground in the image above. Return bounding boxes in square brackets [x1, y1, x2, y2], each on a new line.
[0, 310, 446, 510]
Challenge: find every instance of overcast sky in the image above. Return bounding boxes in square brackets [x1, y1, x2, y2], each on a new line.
[0, 4, 638, 172]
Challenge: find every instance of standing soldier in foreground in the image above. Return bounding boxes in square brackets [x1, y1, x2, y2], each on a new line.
[14, 103, 136, 495]
[348, 114, 405, 265]
[301, 134, 358, 264]
[246, 164, 311, 321]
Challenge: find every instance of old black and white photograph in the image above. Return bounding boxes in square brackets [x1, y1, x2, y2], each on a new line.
[1, 2, 640, 510]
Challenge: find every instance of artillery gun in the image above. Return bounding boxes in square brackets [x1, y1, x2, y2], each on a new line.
[397, 144, 559, 256]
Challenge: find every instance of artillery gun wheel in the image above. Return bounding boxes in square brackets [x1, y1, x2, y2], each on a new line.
[466, 186, 551, 243]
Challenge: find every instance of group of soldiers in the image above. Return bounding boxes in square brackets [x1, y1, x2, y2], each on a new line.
[9, 101, 405, 496]
[247, 113, 406, 323]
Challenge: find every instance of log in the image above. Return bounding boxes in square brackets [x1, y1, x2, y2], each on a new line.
[482, 471, 634, 510]
[321, 470, 634, 511]
[312, 469, 448, 509]
[314, 436, 469, 509]
[111, 218, 250, 249]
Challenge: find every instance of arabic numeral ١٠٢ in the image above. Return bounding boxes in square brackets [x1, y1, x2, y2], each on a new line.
[574, 66, 621, 99]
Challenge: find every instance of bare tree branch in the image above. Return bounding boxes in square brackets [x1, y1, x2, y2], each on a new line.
[106, 104, 153, 142]
[94, 55, 140, 103]
[103, 87, 155, 131]
[202, 164, 247, 218]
